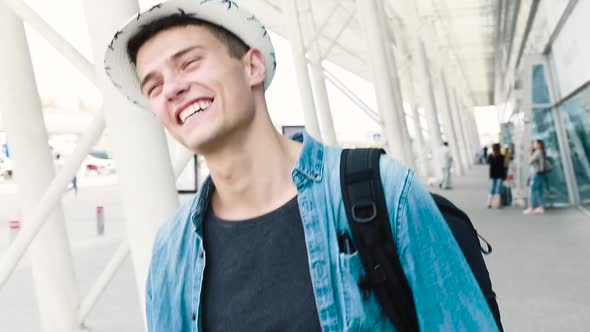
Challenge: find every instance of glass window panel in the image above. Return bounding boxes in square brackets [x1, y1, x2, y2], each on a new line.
[532, 65, 551, 104]
[531, 108, 569, 204]
[562, 87, 590, 202]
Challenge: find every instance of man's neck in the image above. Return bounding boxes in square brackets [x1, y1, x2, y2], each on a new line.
[204, 120, 303, 221]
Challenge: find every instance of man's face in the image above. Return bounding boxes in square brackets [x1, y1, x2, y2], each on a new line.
[135, 25, 261, 152]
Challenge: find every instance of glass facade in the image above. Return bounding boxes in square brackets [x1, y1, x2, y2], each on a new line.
[530, 108, 570, 204]
[561, 86, 590, 203]
[500, 123, 514, 145]
[530, 64, 570, 205]
[532, 64, 551, 104]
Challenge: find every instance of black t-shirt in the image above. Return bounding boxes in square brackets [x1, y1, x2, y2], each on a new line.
[201, 196, 322, 332]
[488, 154, 506, 179]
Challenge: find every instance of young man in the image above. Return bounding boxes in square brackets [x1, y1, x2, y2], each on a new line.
[104, 1, 498, 331]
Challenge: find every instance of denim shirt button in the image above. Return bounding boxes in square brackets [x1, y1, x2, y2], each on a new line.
[313, 261, 325, 278]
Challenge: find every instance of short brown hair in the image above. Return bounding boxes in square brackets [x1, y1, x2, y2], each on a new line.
[127, 14, 249, 66]
[492, 143, 501, 156]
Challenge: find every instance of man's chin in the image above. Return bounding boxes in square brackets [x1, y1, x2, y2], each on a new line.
[182, 135, 218, 155]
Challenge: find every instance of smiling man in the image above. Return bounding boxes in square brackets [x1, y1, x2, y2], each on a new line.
[104, 1, 498, 331]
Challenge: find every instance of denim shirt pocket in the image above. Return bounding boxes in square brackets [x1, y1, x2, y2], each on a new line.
[338, 251, 386, 331]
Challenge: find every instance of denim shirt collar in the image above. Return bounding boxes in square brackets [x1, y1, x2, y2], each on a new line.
[290, 131, 324, 186]
[190, 131, 325, 232]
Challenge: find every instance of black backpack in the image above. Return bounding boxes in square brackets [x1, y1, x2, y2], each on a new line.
[340, 148, 503, 332]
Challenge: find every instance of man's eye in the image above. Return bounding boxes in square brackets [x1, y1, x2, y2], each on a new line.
[147, 83, 162, 97]
[183, 57, 201, 69]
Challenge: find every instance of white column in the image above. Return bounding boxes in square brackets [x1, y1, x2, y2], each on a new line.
[308, 39, 337, 145]
[439, 71, 465, 176]
[400, 38, 429, 177]
[415, 38, 444, 178]
[82, 0, 180, 318]
[464, 102, 477, 166]
[282, 0, 322, 141]
[357, 0, 414, 168]
[403, 57, 429, 177]
[453, 94, 474, 167]
[467, 107, 482, 153]
[458, 95, 475, 161]
[375, 0, 416, 170]
[410, 104, 429, 178]
[462, 104, 475, 154]
[0, 4, 80, 332]
[449, 88, 470, 171]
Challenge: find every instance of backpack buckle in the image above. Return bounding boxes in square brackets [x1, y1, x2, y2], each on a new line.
[352, 201, 377, 223]
[370, 264, 387, 284]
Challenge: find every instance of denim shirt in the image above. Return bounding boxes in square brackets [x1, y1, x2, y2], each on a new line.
[145, 131, 498, 332]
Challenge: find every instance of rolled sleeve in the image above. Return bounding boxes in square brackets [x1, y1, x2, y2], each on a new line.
[381, 160, 498, 331]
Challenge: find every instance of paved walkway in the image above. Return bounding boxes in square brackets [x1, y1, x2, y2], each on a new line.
[0, 182, 145, 332]
[0, 166, 589, 331]
[432, 165, 590, 332]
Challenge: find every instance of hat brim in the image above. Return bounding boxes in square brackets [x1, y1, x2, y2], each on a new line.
[103, 0, 276, 110]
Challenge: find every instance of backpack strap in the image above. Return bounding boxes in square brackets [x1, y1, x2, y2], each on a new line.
[340, 148, 419, 332]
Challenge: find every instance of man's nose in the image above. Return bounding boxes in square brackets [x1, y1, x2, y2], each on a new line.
[164, 78, 190, 101]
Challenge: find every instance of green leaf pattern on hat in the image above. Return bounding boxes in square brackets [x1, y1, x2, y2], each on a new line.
[271, 52, 276, 70]
[200, 0, 238, 10]
[247, 15, 268, 38]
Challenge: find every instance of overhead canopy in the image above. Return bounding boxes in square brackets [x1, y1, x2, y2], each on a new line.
[242, 0, 500, 106]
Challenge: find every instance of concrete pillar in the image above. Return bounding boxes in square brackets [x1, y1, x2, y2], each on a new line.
[453, 94, 474, 167]
[282, 0, 322, 141]
[467, 107, 482, 153]
[464, 102, 477, 166]
[416, 38, 444, 178]
[308, 62, 337, 145]
[375, 0, 416, 170]
[304, 11, 338, 146]
[449, 88, 471, 171]
[357, 0, 414, 168]
[0, 4, 80, 331]
[82, 0, 180, 318]
[439, 71, 465, 176]
[459, 97, 476, 160]
[410, 104, 429, 178]
[391, 22, 428, 176]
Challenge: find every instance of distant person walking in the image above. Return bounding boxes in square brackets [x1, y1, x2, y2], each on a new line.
[487, 143, 505, 208]
[439, 142, 453, 189]
[481, 146, 489, 164]
[524, 139, 550, 214]
[55, 153, 78, 196]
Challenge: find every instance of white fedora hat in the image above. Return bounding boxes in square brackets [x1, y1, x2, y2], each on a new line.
[103, 0, 276, 109]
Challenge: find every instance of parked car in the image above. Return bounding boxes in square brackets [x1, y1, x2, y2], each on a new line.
[83, 155, 116, 176]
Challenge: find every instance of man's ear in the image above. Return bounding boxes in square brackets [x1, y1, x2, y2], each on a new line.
[244, 48, 266, 88]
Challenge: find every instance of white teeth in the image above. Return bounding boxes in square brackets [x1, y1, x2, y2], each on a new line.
[179, 108, 194, 124]
[179, 100, 212, 124]
[199, 100, 209, 110]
